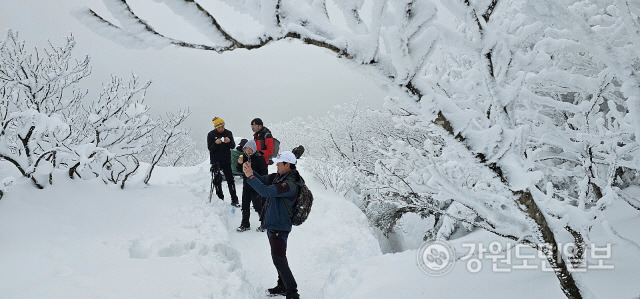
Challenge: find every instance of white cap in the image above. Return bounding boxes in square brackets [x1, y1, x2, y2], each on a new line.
[272, 151, 297, 164]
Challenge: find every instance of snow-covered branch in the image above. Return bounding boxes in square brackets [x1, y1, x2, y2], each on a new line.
[0, 30, 89, 188]
[142, 107, 190, 184]
[1, 31, 192, 189]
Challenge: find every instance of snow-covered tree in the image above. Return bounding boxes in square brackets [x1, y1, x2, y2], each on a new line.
[273, 99, 398, 193]
[170, 145, 207, 167]
[77, 1, 640, 297]
[272, 99, 447, 238]
[68, 74, 155, 188]
[0, 30, 89, 188]
[138, 108, 207, 169]
[0, 30, 190, 189]
[142, 107, 190, 184]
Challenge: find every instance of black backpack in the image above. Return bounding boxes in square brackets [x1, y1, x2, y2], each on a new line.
[292, 145, 305, 159]
[236, 138, 248, 151]
[285, 184, 314, 226]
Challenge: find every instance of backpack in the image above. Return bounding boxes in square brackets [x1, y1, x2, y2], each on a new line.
[271, 138, 280, 161]
[292, 145, 305, 159]
[285, 184, 314, 226]
[235, 138, 248, 151]
[260, 135, 280, 163]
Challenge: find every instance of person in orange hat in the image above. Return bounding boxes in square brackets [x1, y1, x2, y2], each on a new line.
[207, 117, 239, 206]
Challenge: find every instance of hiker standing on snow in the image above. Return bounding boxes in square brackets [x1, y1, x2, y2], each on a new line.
[236, 140, 268, 232]
[207, 117, 239, 206]
[242, 151, 304, 299]
[251, 118, 275, 165]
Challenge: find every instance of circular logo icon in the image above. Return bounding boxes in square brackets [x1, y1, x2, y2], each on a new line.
[417, 239, 456, 276]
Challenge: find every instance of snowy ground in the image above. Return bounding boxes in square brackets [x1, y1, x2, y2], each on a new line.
[1, 159, 639, 298]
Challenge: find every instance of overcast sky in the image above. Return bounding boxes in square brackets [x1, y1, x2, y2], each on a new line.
[0, 0, 387, 149]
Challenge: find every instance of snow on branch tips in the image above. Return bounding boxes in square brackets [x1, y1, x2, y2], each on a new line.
[0, 30, 191, 189]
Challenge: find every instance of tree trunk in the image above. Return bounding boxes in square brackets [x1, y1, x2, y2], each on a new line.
[69, 162, 80, 179]
[29, 176, 44, 189]
[516, 191, 582, 299]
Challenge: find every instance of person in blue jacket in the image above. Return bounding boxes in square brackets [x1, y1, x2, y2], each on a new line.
[242, 151, 304, 299]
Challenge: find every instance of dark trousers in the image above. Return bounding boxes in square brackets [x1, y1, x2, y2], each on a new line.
[268, 231, 298, 297]
[214, 163, 238, 203]
[240, 183, 263, 227]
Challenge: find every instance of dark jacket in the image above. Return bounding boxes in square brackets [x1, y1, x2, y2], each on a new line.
[236, 151, 268, 180]
[247, 170, 305, 232]
[253, 126, 274, 164]
[207, 129, 236, 165]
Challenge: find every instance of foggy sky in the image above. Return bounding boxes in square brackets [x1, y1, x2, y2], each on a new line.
[0, 0, 387, 150]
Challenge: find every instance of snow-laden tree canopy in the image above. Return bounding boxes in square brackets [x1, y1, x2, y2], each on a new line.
[76, 1, 640, 297]
[0, 30, 190, 189]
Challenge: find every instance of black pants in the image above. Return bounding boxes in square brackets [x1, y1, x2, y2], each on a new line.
[214, 163, 238, 203]
[269, 231, 298, 297]
[240, 183, 263, 227]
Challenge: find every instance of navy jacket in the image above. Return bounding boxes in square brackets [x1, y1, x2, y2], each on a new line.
[247, 170, 305, 232]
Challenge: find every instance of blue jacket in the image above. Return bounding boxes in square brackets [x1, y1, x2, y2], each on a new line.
[246, 170, 305, 232]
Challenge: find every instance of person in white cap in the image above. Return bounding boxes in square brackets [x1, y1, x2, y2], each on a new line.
[242, 151, 304, 299]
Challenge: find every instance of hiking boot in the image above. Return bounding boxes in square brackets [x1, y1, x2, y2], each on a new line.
[231, 201, 240, 207]
[267, 285, 286, 296]
[236, 225, 250, 232]
[256, 226, 266, 232]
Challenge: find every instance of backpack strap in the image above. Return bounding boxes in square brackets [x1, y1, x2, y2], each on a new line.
[260, 136, 267, 151]
[283, 190, 297, 217]
[283, 185, 302, 217]
[284, 198, 293, 217]
[260, 131, 273, 151]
